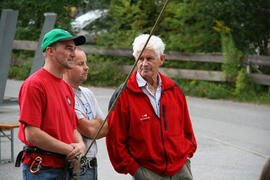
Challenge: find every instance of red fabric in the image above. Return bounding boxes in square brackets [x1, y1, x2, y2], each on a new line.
[18, 68, 79, 168]
[106, 70, 197, 176]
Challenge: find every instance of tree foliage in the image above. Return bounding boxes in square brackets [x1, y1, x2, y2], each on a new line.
[213, 20, 243, 81]
[0, 0, 83, 41]
[95, 0, 270, 55]
[95, 0, 157, 48]
[83, 0, 111, 11]
[95, 0, 220, 52]
[1, 0, 269, 55]
[205, 0, 270, 55]
[160, 0, 220, 52]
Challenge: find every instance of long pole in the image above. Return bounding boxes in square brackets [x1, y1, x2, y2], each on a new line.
[76, 1, 169, 179]
[76, 2, 170, 174]
[84, 0, 169, 156]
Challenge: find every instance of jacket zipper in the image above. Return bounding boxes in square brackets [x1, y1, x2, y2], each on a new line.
[159, 93, 168, 175]
[162, 104, 167, 131]
[158, 115, 168, 175]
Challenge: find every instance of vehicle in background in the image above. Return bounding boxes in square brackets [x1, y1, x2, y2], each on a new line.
[71, 9, 108, 43]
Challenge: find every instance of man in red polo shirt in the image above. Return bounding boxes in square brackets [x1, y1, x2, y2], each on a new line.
[16, 29, 86, 179]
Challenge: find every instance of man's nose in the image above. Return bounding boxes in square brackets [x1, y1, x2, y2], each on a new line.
[84, 64, 89, 70]
[142, 59, 148, 66]
[71, 50, 76, 57]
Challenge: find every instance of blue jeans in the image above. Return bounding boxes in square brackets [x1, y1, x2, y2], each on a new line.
[22, 163, 70, 180]
[73, 165, 97, 180]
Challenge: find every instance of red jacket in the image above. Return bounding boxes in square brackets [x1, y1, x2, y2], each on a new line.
[106, 70, 197, 176]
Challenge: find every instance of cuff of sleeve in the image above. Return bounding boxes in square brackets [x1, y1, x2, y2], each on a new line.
[188, 151, 194, 158]
[188, 145, 195, 158]
[129, 162, 140, 176]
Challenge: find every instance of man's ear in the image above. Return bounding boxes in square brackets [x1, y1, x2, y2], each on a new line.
[160, 54, 166, 65]
[45, 46, 54, 55]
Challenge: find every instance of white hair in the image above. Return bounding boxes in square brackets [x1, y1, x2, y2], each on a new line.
[132, 34, 165, 58]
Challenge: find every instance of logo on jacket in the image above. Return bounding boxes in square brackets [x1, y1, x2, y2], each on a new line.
[140, 114, 151, 121]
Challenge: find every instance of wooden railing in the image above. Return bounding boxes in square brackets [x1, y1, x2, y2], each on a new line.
[13, 40, 270, 86]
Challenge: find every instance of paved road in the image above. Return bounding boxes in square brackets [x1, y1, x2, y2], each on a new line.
[0, 80, 269, 180]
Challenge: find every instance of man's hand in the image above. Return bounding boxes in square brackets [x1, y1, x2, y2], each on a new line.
[66, 129, 85, 162]
[66, 142, 85, 162]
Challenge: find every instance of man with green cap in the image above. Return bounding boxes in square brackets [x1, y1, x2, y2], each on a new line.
[16, 29, 86, 179]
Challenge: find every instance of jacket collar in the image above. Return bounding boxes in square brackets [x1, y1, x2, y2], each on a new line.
[127, 70, 176, 93]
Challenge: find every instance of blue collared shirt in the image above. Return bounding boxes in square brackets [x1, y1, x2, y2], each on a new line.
[136, 71, 162, 118]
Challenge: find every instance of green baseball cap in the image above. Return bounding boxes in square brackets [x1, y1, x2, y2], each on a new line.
[41, 28, 86, 52]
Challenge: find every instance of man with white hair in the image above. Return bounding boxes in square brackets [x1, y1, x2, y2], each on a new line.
[106, 34, 197, 180]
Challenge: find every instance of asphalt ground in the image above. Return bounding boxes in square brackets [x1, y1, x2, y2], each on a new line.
[0, 79, 269, 180]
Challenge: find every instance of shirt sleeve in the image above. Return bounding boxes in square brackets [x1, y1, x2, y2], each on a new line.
[18, 81, 44, 128]
[74, 96, 85, 120]
[92, 93, 105, 120]
[182, 94, 197, 157]
[106, 90, 139, 176]
[86, 88, 105, 120]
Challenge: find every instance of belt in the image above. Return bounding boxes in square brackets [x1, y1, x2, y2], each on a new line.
[74, 157, 97, 177]
[15, 145, 66, 167]
[86, 157, 97, 168]
[80, 157, 97, 169]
